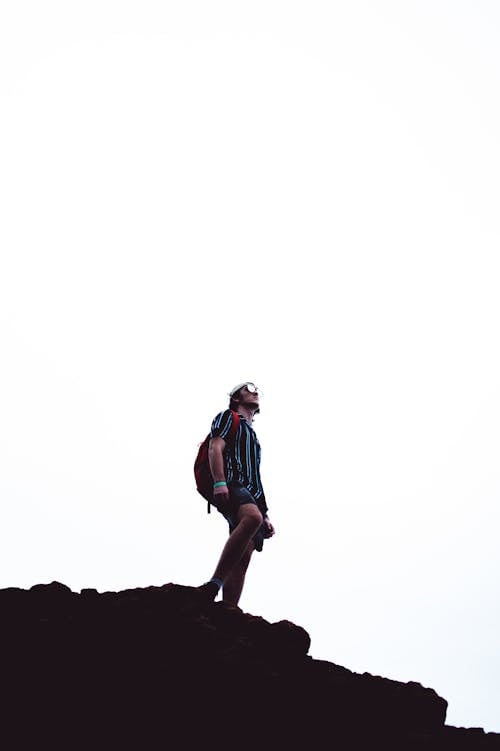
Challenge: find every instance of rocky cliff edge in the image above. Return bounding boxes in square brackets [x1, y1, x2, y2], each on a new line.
[1, 581, 498, 750]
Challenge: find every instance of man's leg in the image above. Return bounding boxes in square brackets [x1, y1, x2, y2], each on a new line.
[222, 539, 255, 607]
[211, 503, 262, 588]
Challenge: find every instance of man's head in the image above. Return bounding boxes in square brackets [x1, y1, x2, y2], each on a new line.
[229, 382, 261, 414]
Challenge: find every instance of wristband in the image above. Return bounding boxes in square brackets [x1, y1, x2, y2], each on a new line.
[213, 481, 227, 488]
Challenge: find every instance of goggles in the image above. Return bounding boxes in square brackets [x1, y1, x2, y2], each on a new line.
[229, 382, 262, 397]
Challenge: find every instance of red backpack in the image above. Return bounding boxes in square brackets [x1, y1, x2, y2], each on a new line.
[194, 411, 240, 512]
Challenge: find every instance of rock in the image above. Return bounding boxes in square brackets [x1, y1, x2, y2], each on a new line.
[0, 581, 497, 750]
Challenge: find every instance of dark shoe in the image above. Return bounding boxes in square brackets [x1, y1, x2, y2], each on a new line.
[197, 581, 219, 602]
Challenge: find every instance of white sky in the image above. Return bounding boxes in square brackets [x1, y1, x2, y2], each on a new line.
[1, 0, 499, 733]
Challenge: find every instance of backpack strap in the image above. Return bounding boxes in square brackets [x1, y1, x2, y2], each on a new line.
[229, 410, 240, 441]
[208, 410, 240, 514]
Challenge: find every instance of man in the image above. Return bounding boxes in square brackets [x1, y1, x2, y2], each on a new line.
[199, 382, 275, 606]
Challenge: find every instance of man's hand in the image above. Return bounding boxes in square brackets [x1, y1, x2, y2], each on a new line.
[213, 484, 231, 512]
[262, 516, 275, 538]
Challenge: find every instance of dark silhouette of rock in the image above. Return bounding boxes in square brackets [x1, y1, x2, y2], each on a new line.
[0, 581, 498, 750]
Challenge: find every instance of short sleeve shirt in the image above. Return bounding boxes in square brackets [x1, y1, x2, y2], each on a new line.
[210, 409, 268, 514]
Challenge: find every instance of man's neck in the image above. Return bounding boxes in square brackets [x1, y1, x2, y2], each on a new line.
[236, 405, 256, 424]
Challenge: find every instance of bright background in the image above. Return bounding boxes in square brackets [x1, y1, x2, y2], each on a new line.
[1, 0, 499, 733]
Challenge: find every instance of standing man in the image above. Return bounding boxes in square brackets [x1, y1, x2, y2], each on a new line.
[199, 382, 275, 606]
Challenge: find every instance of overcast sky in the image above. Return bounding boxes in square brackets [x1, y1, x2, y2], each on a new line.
[1, 0, 499, 733]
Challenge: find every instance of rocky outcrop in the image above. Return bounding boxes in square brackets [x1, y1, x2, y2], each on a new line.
[1, 581, 498, 749]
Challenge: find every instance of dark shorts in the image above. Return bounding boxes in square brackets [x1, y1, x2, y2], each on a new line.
[217, 484, 265, 553]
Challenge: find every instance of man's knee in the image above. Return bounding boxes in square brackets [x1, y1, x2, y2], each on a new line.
[237, 503, 263, 534]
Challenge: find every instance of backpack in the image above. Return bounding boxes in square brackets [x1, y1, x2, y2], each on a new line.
[194, 410, 240, 513]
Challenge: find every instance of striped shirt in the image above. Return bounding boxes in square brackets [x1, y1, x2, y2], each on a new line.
[210, 409, 268, 514]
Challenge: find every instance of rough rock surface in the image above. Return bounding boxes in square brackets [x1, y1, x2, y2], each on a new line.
[1, 581, 498, 750]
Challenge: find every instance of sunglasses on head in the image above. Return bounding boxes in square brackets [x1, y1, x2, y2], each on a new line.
[229, 382, 262, 397]
[243, 383, 260, 395]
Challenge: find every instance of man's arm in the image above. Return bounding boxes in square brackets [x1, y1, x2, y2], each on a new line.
[208, 436, 226, 482]
[208, 437, 230, 506]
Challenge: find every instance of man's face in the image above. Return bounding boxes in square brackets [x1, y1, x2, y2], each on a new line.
[236, 384, 260, 409]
